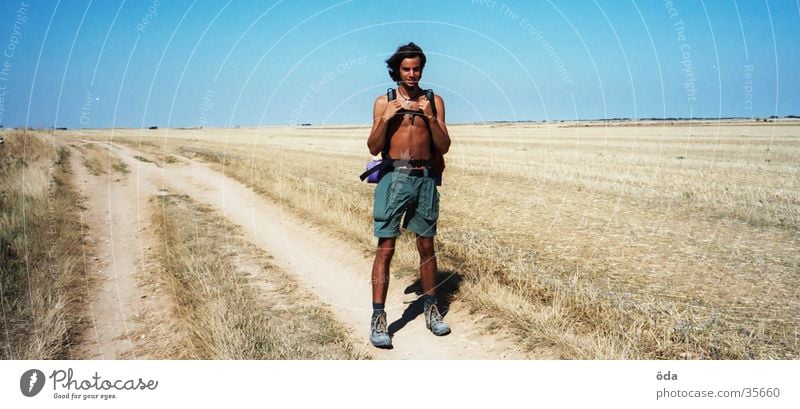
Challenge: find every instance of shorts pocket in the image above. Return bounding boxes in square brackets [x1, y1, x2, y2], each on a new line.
[417, 180, 439, 222]
[373, 173, 400, 221]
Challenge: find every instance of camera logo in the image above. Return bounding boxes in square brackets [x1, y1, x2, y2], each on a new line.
[20, 369, 46, 397]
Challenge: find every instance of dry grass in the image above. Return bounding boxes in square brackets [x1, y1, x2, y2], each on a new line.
[0, 130, 89, 359]
[149, 191, 367, 359]
[64, 121, 800, 359]
[70, 142, 130, 176]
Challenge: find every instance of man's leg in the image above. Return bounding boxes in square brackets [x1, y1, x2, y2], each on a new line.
[416, 235, 437, 296]
[417, 235, 451, 336]
[372, 237, 396, 304]
[370, 237, 395, 348]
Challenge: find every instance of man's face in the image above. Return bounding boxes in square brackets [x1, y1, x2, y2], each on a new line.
[398, 57, 422, 87]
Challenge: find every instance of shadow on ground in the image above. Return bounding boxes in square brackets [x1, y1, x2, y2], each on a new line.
[387, 270, 463, 336]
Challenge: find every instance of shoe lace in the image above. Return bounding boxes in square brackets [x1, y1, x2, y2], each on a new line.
[373, 313, 388, 334]
[426, 303, 443, 324]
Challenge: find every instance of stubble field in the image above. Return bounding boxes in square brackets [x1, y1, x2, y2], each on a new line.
[72, 120, 799, 359]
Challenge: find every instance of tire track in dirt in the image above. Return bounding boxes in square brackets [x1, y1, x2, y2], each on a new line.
[68, 142, 173, 359]
[98, 141, 533, 359]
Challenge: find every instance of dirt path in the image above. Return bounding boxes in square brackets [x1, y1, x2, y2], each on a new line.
[74, 140, 532, 359]
[68, 143, 165, 359]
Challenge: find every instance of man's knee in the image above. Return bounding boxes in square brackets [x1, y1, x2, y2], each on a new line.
[377, 247, 395, 260]
[416, 237, 435, 258]
[376, 238, 396, 260]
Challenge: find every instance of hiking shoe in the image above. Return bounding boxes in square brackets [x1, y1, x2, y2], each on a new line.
[370, 311, 392, 348]
[423, 300, 451, 336]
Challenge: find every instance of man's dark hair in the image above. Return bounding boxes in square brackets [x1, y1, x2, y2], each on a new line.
[385, 42, 426, 82]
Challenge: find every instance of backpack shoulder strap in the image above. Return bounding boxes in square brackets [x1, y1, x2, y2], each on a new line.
[424, 89, 441, 167]
[424, 89, 437, 117]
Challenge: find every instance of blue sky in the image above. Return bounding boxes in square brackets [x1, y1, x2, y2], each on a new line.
[0, 0, 798, 128]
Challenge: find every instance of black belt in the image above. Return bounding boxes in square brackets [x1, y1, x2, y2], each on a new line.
[358, 157, 432, 181]
[393, 168, 429, 177]
[391, 159, 431, 168]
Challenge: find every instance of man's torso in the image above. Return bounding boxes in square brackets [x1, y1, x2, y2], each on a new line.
[384, 96, 431, 160]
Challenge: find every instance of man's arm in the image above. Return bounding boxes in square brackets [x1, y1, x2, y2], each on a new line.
[422, 94, 450, 154]
[367, 95, 401, 156]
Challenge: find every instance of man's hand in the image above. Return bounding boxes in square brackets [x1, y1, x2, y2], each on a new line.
[418, 95, 434, 119]
[381, 99, 403, 120]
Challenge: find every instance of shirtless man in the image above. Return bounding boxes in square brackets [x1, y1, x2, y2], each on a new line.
[366, 42, 451, 348]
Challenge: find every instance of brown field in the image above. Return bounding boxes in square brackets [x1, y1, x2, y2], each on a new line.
[0, 129, 366, 360]
[146, 192, 366, 359]
[0, 130, 89, 359]
[5, 120, 796, 359]
[59, 120, 799, 359]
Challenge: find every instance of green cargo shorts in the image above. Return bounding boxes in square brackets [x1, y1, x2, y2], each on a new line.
[373, 169, 439, 238]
